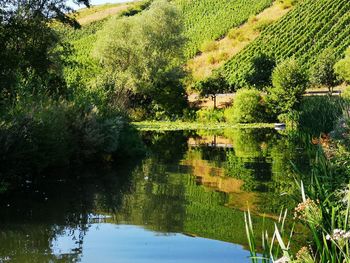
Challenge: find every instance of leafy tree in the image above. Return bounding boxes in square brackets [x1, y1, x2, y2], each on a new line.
[94, 0, 187, 117]
[194, 72, 228, 109]
[246, 52, 276, 89]
[267, 58, 308, 116]
[335, 47, 350, 84]
[0, 0, 90, 103]
[309, 48, 338, 93]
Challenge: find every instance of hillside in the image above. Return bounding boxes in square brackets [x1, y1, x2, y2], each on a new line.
[72, 0, 275, 59]
[186, 0, 293, 82]
[174, 0, 274, 58]
[73, 0, 151, 25]
[220, 0, 350, 89]
[75, 3, 130, 25]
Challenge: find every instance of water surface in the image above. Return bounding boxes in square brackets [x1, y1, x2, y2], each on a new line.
[0, 128, 310, 262]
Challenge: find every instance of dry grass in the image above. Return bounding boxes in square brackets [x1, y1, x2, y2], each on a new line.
[75, 3, 132, 25]
[188, 93, 235, 109]
[187, 1, 294, 82]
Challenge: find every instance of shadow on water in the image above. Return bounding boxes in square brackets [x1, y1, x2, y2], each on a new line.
[0, 128, 313, 262]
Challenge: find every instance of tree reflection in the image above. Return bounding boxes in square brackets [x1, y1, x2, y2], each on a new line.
[0, 129, 312, 261]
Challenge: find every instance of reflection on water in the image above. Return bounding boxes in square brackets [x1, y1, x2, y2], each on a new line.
[0, 128, 311, 262]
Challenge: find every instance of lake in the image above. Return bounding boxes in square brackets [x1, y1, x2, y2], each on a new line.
[0, 128, 311, 262]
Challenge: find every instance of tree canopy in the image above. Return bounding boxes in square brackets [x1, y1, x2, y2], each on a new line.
[0, 0, 90, 103]
[94, 0, 187, 117]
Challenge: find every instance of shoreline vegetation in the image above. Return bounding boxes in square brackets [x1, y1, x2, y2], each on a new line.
[132, 121, 275, 131]
[2, 0, 350, 261]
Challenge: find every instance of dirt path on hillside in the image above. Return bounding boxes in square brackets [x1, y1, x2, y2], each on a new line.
[77, 5, 130, 25]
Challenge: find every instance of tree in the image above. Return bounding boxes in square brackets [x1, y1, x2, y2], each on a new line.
[94, 0, 187, 117]
[334, 47, 350, 84]
[246, 52, 276, 90]
[309, 48, 338, 93]
[194, 71, 228, 109]
[0, 0, 90, 103]
[267, 58, 308, 116]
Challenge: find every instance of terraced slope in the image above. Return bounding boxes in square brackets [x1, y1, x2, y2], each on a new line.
[221, 0, 350, 89]
[174, 0, 274, 58]
[76, 3, 130, 25]
[186, 0, 293, 82]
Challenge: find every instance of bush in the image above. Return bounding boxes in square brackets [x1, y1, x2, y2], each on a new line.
[267, 58, 308, 116]
[224, 88, 266, 123]
[0, 98, 132, 177]
[341, 86, 350, 101]
[299, 96, 343, 135]
[335, 47, 350, 83]
[196, 108, 225, 123]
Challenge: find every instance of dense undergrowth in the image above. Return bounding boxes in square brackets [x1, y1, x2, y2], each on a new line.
[243, 97, 350, 262]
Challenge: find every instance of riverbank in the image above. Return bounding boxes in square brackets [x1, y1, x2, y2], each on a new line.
[132, 121, 275, 131]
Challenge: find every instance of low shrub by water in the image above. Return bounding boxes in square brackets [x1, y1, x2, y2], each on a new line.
[299, 96, 343, 135]
[224, 88, 267, 123]
[196, 108, 225, 123]
[245, 137, 350, 262]
[0, 98, 142, 179]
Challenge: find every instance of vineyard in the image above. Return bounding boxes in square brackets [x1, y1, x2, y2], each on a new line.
[174, 0, 273, 58]
[221, 0, 350, 89]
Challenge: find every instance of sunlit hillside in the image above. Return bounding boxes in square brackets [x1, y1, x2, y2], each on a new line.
[220, 0, 350, 89]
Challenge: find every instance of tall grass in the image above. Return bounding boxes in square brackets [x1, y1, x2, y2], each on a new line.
[298, 96, 343, 136]
[245, 147, 350, 262]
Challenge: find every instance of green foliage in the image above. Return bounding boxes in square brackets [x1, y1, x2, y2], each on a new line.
[0, 97, 130, 177]
[341, 86, 350, 101]
[119, 0, 153, 17]
[253, 154, 350, 262]
[58, 20, 104, 94]
[222, 0, 350, 88]
[225, 88, 266, 123]
[196, 109, 225, 123]
[94, 0, 187, 118]
[246, 53, 276, 89]
[299, 96, 343, 135]
[174, 0, 273, 58]
[194, 72, 229, 107]
[133, 121, 274, 131]
[214, 52, 276, 90]
[335, 47, 350, 83]
[0, 0, 90, 103]
[266, 58, 308, 116]
[309, 48, 338, 89]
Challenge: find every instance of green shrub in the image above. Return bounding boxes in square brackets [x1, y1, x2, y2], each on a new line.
[224, 88, 266, 123]
[267, 58, 308, 116]
[196, 108, 225, 123]
[299, 96, 343, 135]
[335, 47, 350, 83]
[0, 97, 131, 177]
[341, 86, 350, 101]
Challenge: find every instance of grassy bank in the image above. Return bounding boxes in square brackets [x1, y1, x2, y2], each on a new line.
[132, 121, 274, 131]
